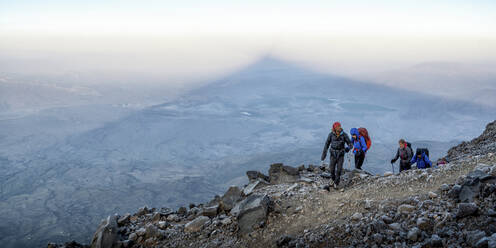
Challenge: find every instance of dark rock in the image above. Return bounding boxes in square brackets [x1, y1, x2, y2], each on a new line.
[297, 165, 305, 171]
[448, 184, 462, 199]
[220, 186, 242, 212]
[90, 215, 119, 248]
[276, 235, 295, 247]
[466, 230, 486, 247]
[151, 212, 161, 222]
[137, 206, 150, 216]
[269, 163, 300, 184]
[457, 203, 479, 218]
[201, 205, 219, 217]
[144, 224, 160, 239]
[177, 206, 187, 215]
[234, 194, 271, 235]
[246, 171, 270, 182]
[430, 234, 443, 247]
[459, 177, 481, 202]
[416, 217, 432, 231]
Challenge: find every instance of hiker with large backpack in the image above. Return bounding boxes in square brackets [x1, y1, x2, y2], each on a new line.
[411, 148, 432, 169]
[350, 127, 371, 170]
[321, 122, 353, 189]
[391, 139, 413, 172]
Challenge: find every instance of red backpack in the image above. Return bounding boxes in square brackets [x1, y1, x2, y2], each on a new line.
[358, 127, 372, 150]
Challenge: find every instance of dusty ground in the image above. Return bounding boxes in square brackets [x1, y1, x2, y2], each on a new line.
[243, 155, 492, 247]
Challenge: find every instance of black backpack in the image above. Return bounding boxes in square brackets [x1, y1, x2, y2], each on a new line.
[416, 148, 429, 158]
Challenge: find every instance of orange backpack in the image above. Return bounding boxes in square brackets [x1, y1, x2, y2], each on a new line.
[358, 127, 372, 150]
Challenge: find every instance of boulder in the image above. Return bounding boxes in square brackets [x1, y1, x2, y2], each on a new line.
[117, 213, 131, 226]
[145, 224, 160, 239]
[269, 163, 300, 184]
[234, 194, 271, 234]
[448, 184, 462, 199]
[457, 203, 479, 218]
[220, 186, 242, 211]
[201, 205, 219, 217]
[246, 171, 270, 182]
[184, 216, 210, 233]
[90, 215, 119, 248]
[459, 177, 481, 202]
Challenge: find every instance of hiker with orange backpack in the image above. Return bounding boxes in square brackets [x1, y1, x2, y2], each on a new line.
[321, 122, 353, 188]
[350, 128, 370, 170]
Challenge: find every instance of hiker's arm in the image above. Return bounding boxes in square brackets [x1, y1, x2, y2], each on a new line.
[410, 156, 417, 164]
[392, 149, 399, 163]
[345, 133, 353, 149]
[425, 156, 432, 167]
[360, 136, 367, 152]
[321, 133, 331, 161]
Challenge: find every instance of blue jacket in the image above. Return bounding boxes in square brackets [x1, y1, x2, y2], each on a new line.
[350, 128, 367, 154]
[410, 153, 432, 169]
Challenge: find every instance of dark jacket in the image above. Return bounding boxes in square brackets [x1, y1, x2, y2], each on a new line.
[350, 128, 367, 154]
[392, 146, 413, 164]
[411, 153, 432, 169]
[321, 130, 352, 160]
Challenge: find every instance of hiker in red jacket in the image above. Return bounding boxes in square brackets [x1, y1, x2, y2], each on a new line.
[321, 122, 353, 188]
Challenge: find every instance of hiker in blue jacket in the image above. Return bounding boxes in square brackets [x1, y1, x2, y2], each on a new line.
[350, 128, 367, 170]
[410, 150, 432, 169]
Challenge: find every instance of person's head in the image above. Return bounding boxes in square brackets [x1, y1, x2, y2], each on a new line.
[398, 139, 406, 148]
[350, 128, 358, 139]
[332, 122, 342, 133]
[416, 150, 422, 158]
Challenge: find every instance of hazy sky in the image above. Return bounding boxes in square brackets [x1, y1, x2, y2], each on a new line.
[1, 0, 495, 104]
[1, 0, 495, 36]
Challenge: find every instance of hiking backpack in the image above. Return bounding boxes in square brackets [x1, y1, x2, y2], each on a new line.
[357, 127, 372, 150]
[416, 148, 429, 158]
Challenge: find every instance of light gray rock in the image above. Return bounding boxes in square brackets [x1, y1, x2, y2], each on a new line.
[220, 186, 242, 211]
[128, 233, 137, 241]
[243, 179, 270, 196]
[184, 216, 210, 233]
[351, 212, 362, 221]
[117, 213, 131, 225]
[397, 204, 416, 214]
[90, 215, 119, 248]
[407, 227, 421, 241]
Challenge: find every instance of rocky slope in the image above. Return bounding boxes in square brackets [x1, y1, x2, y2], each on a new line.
[50, 120, 496, 248]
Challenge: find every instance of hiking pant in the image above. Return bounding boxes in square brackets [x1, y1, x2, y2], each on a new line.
[354, 152, 365, 170]
[329, 154, 344, 185]
[399, 161, 411, 172]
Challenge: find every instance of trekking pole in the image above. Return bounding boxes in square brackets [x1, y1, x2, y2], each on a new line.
[391, 162, 395, 174]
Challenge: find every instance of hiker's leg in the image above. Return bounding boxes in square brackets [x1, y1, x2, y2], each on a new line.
[335, 155, 344, 185]
[330, 156, 337, 182]
[354, 153, 360, 169]
[357, 153, 365, 170]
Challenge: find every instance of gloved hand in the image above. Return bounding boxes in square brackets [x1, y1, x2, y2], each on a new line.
[390, 159, 395, 164]
[345, 147, 350, 153]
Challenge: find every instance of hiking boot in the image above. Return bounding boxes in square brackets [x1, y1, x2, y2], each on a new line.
[333, 183, 338, 190]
